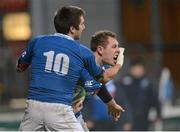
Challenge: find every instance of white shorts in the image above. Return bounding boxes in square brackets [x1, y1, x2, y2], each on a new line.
[19, 100, 84, 131]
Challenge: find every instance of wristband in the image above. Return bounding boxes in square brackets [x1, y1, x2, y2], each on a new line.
[97, 85, 112, 103]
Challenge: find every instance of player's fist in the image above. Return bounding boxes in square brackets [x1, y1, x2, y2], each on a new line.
[116, 48, 125, 67]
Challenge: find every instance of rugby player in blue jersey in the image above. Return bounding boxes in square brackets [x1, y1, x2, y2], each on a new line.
[72, 30, 125, 131]
[16, 6, 124, 131]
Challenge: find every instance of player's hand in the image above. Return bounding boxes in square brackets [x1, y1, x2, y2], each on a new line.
[116, 48, 125, 66]
[72, 100, 84, 113]
[107, 99, 125, 121]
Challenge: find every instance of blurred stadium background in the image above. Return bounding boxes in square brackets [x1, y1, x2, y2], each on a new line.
[0, 0, 180, 130]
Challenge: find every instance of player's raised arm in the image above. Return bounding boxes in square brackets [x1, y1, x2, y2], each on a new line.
[16, 37, 39, 72]
[77, 68, 125, 121]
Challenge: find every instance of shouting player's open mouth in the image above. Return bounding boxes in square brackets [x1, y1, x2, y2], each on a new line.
[113, 53, 119, 60]
[113, 52, 119, 64]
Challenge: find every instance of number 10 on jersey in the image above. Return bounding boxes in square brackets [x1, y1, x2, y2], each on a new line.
[43, 51, 69, 75]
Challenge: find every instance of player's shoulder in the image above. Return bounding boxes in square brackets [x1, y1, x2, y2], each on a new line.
[27, 36, 43, 49]
[33, 34, 64, 42]
[30, 35, 47, 43]
[78, 44, 94, 57]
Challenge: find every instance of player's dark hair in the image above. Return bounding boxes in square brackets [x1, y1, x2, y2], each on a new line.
[90, 30, 117, 52]
[54, 5, 85, 34]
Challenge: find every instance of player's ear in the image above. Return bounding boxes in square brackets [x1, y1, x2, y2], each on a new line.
[97, 46, 103, 55]
[69, 26, 76, 34]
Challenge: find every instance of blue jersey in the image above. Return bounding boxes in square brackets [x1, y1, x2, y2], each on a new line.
[18, 33, 102, 105]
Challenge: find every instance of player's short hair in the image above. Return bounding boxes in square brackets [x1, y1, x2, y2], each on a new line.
[54, 5, 85, 34]
[90, 30, 117, 52]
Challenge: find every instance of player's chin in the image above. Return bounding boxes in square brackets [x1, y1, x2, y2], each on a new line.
[112, 62, 116, 66]
[108, 59, 116, 66]
[109, 61, 116, 66]
[112, 59, 117, 65]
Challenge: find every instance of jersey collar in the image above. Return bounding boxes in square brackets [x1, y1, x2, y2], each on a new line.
[54, 33, 74, 40]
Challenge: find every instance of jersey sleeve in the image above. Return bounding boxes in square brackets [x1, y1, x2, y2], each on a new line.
[19, 37, 39, 63]
[16, 37, 39, 71]
[79, 68, 102, 93]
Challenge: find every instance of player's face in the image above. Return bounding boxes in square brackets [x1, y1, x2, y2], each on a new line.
[101, 37, 120, 66]
[74, 16, 85, 40]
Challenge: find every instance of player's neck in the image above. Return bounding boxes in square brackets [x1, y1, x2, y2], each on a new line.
[94, 52, 103, 66]
[67, 32, 76, 40]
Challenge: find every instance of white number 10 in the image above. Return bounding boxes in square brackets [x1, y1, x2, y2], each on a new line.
[43, 51, 69, 75]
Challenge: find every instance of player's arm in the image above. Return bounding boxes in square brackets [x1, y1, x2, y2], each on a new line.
[96, 84, 124, 121]
[72, 69, 103, 114]
[16, 37, 38, 72]
[102, 64, 121, 83]
[79, 68, 124, 120]
[79, 68, 103, 93]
